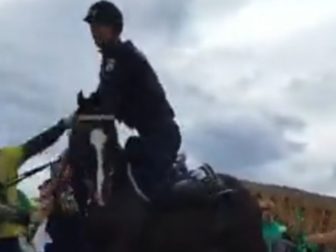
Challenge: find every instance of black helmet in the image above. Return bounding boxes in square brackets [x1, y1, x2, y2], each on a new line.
[84, 1, 123, 32]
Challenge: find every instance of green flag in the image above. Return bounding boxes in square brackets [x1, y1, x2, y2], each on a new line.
[17, 190, 33, 212]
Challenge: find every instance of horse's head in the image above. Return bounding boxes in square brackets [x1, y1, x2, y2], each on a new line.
[68, 91, 122, 208]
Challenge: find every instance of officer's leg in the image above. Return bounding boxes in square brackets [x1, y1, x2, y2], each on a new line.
[125, 120, 181, 199]
[124, 136, 167, 197]
[136, 137, 177, 199]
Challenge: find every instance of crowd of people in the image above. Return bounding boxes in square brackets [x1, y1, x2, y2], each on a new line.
[0, 150, 83, 252]
[258, 197, 336, 252]
[32, 156, 82, 252]
[1, 154, 336, 252]
[0, 115, 73, 252]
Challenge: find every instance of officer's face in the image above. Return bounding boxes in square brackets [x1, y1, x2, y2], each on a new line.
[90, 23, 116, 47]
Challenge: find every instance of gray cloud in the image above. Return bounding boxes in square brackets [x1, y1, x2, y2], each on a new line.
[119, 0, 192, 38]
[287, 74, 336, 118]
[0, 0, 247, 144]
[296, 165, 336, 196]
[183, 112, 306, 178]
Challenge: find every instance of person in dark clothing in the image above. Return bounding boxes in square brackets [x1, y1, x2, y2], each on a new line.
[0, 116, 73, 252]
[44, 211, 82, 252]
[83, 0, 185, 199]
[0, 238, 22, 252]
[45, 155, 81, 252]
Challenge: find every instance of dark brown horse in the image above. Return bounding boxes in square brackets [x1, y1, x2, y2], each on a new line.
[67, 93, 267, 252]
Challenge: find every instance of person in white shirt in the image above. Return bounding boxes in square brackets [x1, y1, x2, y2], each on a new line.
[32, 180, 54, 252]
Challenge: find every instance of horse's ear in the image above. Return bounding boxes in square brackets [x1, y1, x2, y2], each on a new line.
[77, 90, 85, 107]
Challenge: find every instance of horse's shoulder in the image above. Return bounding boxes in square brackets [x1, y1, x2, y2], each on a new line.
[217, 173, 242, 187]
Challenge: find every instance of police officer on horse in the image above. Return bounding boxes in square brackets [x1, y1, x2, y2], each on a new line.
[83, 0, 206, 201]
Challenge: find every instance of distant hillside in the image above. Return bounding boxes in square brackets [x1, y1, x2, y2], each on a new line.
[243, 180, 336, 234]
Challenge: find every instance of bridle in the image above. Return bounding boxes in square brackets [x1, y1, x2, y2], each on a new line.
[71, 114, 116, 207]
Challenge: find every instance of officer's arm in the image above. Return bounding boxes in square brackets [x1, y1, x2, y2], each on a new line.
[96, 67, 122, 113]
[132, 53, 170, 105]
[20, 120, 67, 163]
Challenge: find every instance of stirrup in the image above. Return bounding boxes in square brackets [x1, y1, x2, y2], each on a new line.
[189, 163, 216, 181]
[199, 163, 216, 179]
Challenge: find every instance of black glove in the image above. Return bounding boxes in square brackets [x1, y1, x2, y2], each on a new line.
[15, 209, 30, 226]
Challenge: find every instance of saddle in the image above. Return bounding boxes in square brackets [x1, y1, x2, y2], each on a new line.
[168, 163, 232, 204]
[128, 159, 231, 207]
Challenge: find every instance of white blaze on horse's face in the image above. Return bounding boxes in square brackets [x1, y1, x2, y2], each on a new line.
[90, 128, 107, 206]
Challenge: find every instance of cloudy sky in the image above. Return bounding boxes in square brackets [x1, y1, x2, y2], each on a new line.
[1, 0, 336, 197]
